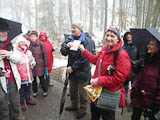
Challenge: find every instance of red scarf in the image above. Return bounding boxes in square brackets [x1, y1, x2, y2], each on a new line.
[18, 44, 29, 54]
[0, 40, 14, 83]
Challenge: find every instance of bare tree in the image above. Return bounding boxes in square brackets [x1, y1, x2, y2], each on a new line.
[89, 0, 94, 35]
[135, 0, 143, 27]
[145, 0, 154, 28]
[151, 0, 160, 28]
[68, 0, 73, 24]
[100, 0, 104, 31]
[111, 0, 115, 25]
[103, 0, 108, 43]
[34, 0, 38, 30]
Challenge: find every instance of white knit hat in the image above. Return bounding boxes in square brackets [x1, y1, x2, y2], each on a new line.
[16, 36, 30, 47]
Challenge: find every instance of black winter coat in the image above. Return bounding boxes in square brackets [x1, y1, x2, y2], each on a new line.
[60, 33, 95, 81]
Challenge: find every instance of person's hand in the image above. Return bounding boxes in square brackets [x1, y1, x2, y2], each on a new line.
[90, 78, 99, 86]
[66, 42, 73, 48]
[2, 69, 10, 78]
[78, 44, 85, 52]
[0, 50, 10, 59]
[66, 66, 73, 74]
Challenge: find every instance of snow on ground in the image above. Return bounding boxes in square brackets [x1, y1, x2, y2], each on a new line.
[53, 58, 68, 69]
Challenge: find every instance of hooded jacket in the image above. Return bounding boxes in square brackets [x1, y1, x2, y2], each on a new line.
[39, 32, 54, 73]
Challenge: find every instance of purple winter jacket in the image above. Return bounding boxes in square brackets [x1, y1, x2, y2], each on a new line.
[131, 58, 160, 109]
[29, 40, 48, 77]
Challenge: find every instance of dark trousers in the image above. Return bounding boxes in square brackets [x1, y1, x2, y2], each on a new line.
[8, 81, 21, 119]
[131, 106, 155, 120]
[90, 102, 115, 120]
[69, 79, 88, 111]
[32, 76, 48, 93]
[19, 83, 31, 104]
[0, 83, 9, 120]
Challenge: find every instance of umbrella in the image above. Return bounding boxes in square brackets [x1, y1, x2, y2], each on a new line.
[59, 73, 69, 118]
[130, 28, 160, 56]
[0, 17, 22, 40]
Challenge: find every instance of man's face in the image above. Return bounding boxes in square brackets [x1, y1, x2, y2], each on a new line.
[71, 25, 82, 37]
[0, 30, 8, 41]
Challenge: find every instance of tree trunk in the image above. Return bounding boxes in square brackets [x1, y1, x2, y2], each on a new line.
[96, 0, 99, 28]
[136, 0, 143, 27]
[68, 0, 73, 24]
[152, 0, 160, 28]
[118, 0, 123, 31]
[100, 0, 104, 31]
[145, 0, 154, 28]
[111, 0, 115, 25]
[89, 0, 94, 36]
[34, 0, 38, 30]
[103, 0, 108, 43]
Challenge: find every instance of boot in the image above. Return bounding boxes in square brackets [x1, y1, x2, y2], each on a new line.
[26, 99, 36, 105]
[21, 104, 26, 111]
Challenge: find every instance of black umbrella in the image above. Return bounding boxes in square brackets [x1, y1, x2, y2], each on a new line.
[130, 28, 160, 56]
[59, 73, 69, 119]
[0, 17, 22, 40]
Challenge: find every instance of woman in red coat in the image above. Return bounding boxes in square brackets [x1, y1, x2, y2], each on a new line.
[131, 33, 160, 120]
[39, 32, 54, 86]
[79, 26, 131, 120]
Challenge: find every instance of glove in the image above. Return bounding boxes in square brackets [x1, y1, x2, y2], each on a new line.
[44, 69, 49, 77]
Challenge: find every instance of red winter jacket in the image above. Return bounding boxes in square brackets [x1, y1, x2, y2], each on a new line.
[82, 40, 131, 106]
[39, 32, 54, 73]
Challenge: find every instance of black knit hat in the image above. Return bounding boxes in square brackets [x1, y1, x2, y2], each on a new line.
[0, 19, 9, 31]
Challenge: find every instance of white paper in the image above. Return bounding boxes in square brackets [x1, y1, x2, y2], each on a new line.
[70, 40, 81, 51]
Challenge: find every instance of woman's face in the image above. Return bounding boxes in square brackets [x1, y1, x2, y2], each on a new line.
[147, 39, 159, 56]
[29, 35, 38, 42]
[127, 34, 132, 43]
[105, 31, 119, 47]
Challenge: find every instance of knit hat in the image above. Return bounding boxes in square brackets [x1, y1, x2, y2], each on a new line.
[106, 25, 120, 40]
[72, 22, 83, 32]
[29, 30, 38, 37]
[0, 19, 9, 31]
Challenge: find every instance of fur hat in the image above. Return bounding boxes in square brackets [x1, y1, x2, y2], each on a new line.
[29, 30, 38, 37]
[106, 25, 120, 40]
[72, 22, 83, 32]
[0, 19, 9, 31]
[16, 36, 30, 47]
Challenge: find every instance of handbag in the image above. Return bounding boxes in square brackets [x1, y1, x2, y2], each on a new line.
[96, 48, 122, 110]
[96, 87, 121, 110]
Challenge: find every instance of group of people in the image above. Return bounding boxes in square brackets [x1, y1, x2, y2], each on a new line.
[60, 23, 160, 120]
[0, 19, 54, 120]
[0, 17, 160, 120]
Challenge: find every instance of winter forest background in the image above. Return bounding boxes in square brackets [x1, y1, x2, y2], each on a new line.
[0, 0, 160, 47]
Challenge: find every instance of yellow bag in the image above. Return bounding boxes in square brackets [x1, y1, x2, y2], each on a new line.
[84, 85, 102, 102]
